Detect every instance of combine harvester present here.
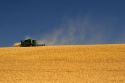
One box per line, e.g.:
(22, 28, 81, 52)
(14, 39, 45, 47)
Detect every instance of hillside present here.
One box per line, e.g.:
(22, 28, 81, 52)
(0, 44, 125, 83)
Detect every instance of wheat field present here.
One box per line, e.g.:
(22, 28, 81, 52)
(0, 44, 125, 83)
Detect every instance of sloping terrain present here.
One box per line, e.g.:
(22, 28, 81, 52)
(0, 44, 125, 83)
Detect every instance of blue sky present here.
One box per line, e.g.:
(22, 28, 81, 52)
(0, 0, 125, 46)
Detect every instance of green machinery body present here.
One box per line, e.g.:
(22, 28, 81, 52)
(21, 39, 36, 47)
(20, 39, 45, 47)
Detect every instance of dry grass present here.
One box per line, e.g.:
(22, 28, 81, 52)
(0, 44, 125, 83)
